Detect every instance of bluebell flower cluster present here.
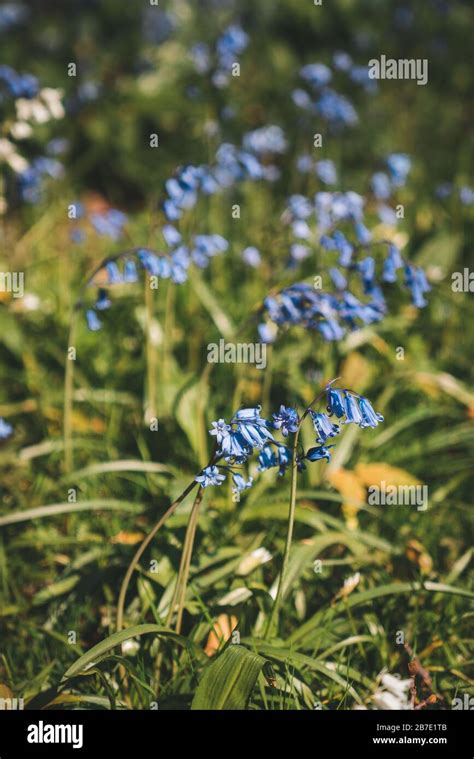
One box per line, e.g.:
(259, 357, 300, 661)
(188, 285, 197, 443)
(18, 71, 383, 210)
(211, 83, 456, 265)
(292, 56, 376, 129)
(83, 231, 230, 329)
(435, 183, 474, 206)
(258, 282, 386, 344)
(0, 65, 64, 205)
(190, 24, 249, 89)
(0, 3, 28, 33)
(163, 132, 284, 221)
(0, 64, 38, 99)
(273, 175, 430, 341)
(81, 122, 289, 329)
(194, 384, 384, 491)
(70, 205, 128, 244)
(370, 153, 412, 225)
(258, 234, 430, 345)
(17, 156, 64, 203)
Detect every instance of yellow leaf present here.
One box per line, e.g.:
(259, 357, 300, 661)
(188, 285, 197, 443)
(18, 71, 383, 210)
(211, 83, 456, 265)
(0, 684, 14, 701)
(339, 353, 372, 393)
(204, 614, 238, 657)
(110, 531, 144, 545)
(355, 463, 421, 488)
(327, 468, 366, 530)
(405, 539, 433, 575)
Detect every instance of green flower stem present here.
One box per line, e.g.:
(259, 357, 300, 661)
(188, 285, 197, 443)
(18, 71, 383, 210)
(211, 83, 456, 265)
(63, 311, 78, 473)
(265, 425, 301, 639)
(116, 479, 198, 633)
(144, 276, 157, 425)
(172, 486, 204, 634)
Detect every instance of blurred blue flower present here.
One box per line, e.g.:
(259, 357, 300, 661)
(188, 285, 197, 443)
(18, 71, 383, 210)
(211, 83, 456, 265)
(195, 465, 226, 487)
(272, 405, 299, 436)
(0, 418, 13, 440)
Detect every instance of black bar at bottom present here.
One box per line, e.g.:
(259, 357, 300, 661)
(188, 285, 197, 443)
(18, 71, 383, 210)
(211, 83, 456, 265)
(0, 709, 471, 756)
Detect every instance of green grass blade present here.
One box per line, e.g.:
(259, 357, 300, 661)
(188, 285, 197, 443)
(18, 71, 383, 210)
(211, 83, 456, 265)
(191, 645, 266, 710)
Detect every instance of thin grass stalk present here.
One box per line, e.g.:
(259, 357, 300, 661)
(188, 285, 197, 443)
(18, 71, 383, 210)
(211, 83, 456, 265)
(144, 276, 157, 425)
(264, 426, 300, 639)
(63, 310, 78, 473)
(116, 480, 198, 633)
(174, 487, 204, 633)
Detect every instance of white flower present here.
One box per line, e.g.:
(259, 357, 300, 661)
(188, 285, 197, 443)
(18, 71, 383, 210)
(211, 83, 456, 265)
(372, 671, 414, 710)
(10, 121, 33, 140)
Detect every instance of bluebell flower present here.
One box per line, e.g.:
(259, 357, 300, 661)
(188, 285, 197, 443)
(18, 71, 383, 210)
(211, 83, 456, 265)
(195, 465, 226, 487)
(358, 256, 376, 291)
(329, 267, 347, 290)
(350, 65, 378, 93)
(95, 289, 112, 310)
(306, 445, 334, 462)
(137, 249, 162, 276)
(292, 88, 313, 109)
(333, 231, 353, 267)
(209, 419, 231, 445)
(355, 222, 372, 245)
(105, 261, 123, 285)
(86, 309, 101, 331)
(258, 444, 293, 476)
(315, 159, 337, 185)
(232, 473, 253, 494)
(292, 219, 311, 239)
(300, 63, 332, 88)
(460, 186, 474, 206)
(382, 244, 403, 283)
(123, 259, 139, 283)
(404, 264, 430, 308)
(326, 387, 346, 418)
(377, 203, 397, 226)
(257, 444, 277, 472)
(242, 246, 261, 267)
(217, 24, 249, 61)
(371, 172, 392, 200)
(435, 182, 453, 200)
(333, 51, 353, 71)
(290, 244, 311, 262)
(90, 209, 127, 240)
(275, 445, 293, 475)
(258, 322, 277, 344)
(358, 397, 384, 428)
(0, 418, 13, 440)
(316, 89, 358, 127)
(343, 391, 363, 424)
(219, 431, 253, 463)
(318, 318, 345, 341)
(190, 42, 211, 74)
(272, 405, 299, 436)
(296, 154, 314, 173)
(310, 411, 340, 444)
(288, 194, 313, 219)
(162, 224, 181, 247)
(386, 153, 411, 186)
(242, 125, 287, 155)
(232, 407, 275, 450)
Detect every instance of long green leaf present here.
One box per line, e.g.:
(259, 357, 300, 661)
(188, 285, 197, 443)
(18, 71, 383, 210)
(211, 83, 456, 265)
(62, 624, 200, 682)
(191, 645, 266, 710)
(0, 499, 145, 527)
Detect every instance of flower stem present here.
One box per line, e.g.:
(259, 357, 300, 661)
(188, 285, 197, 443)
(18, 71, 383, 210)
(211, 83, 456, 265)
(63, 311, 78, 473)
(116, 480, 198, 632)
(167, 486, 204, 634)
(144, 276, 158, 425)
(264, 426, 301, 639)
